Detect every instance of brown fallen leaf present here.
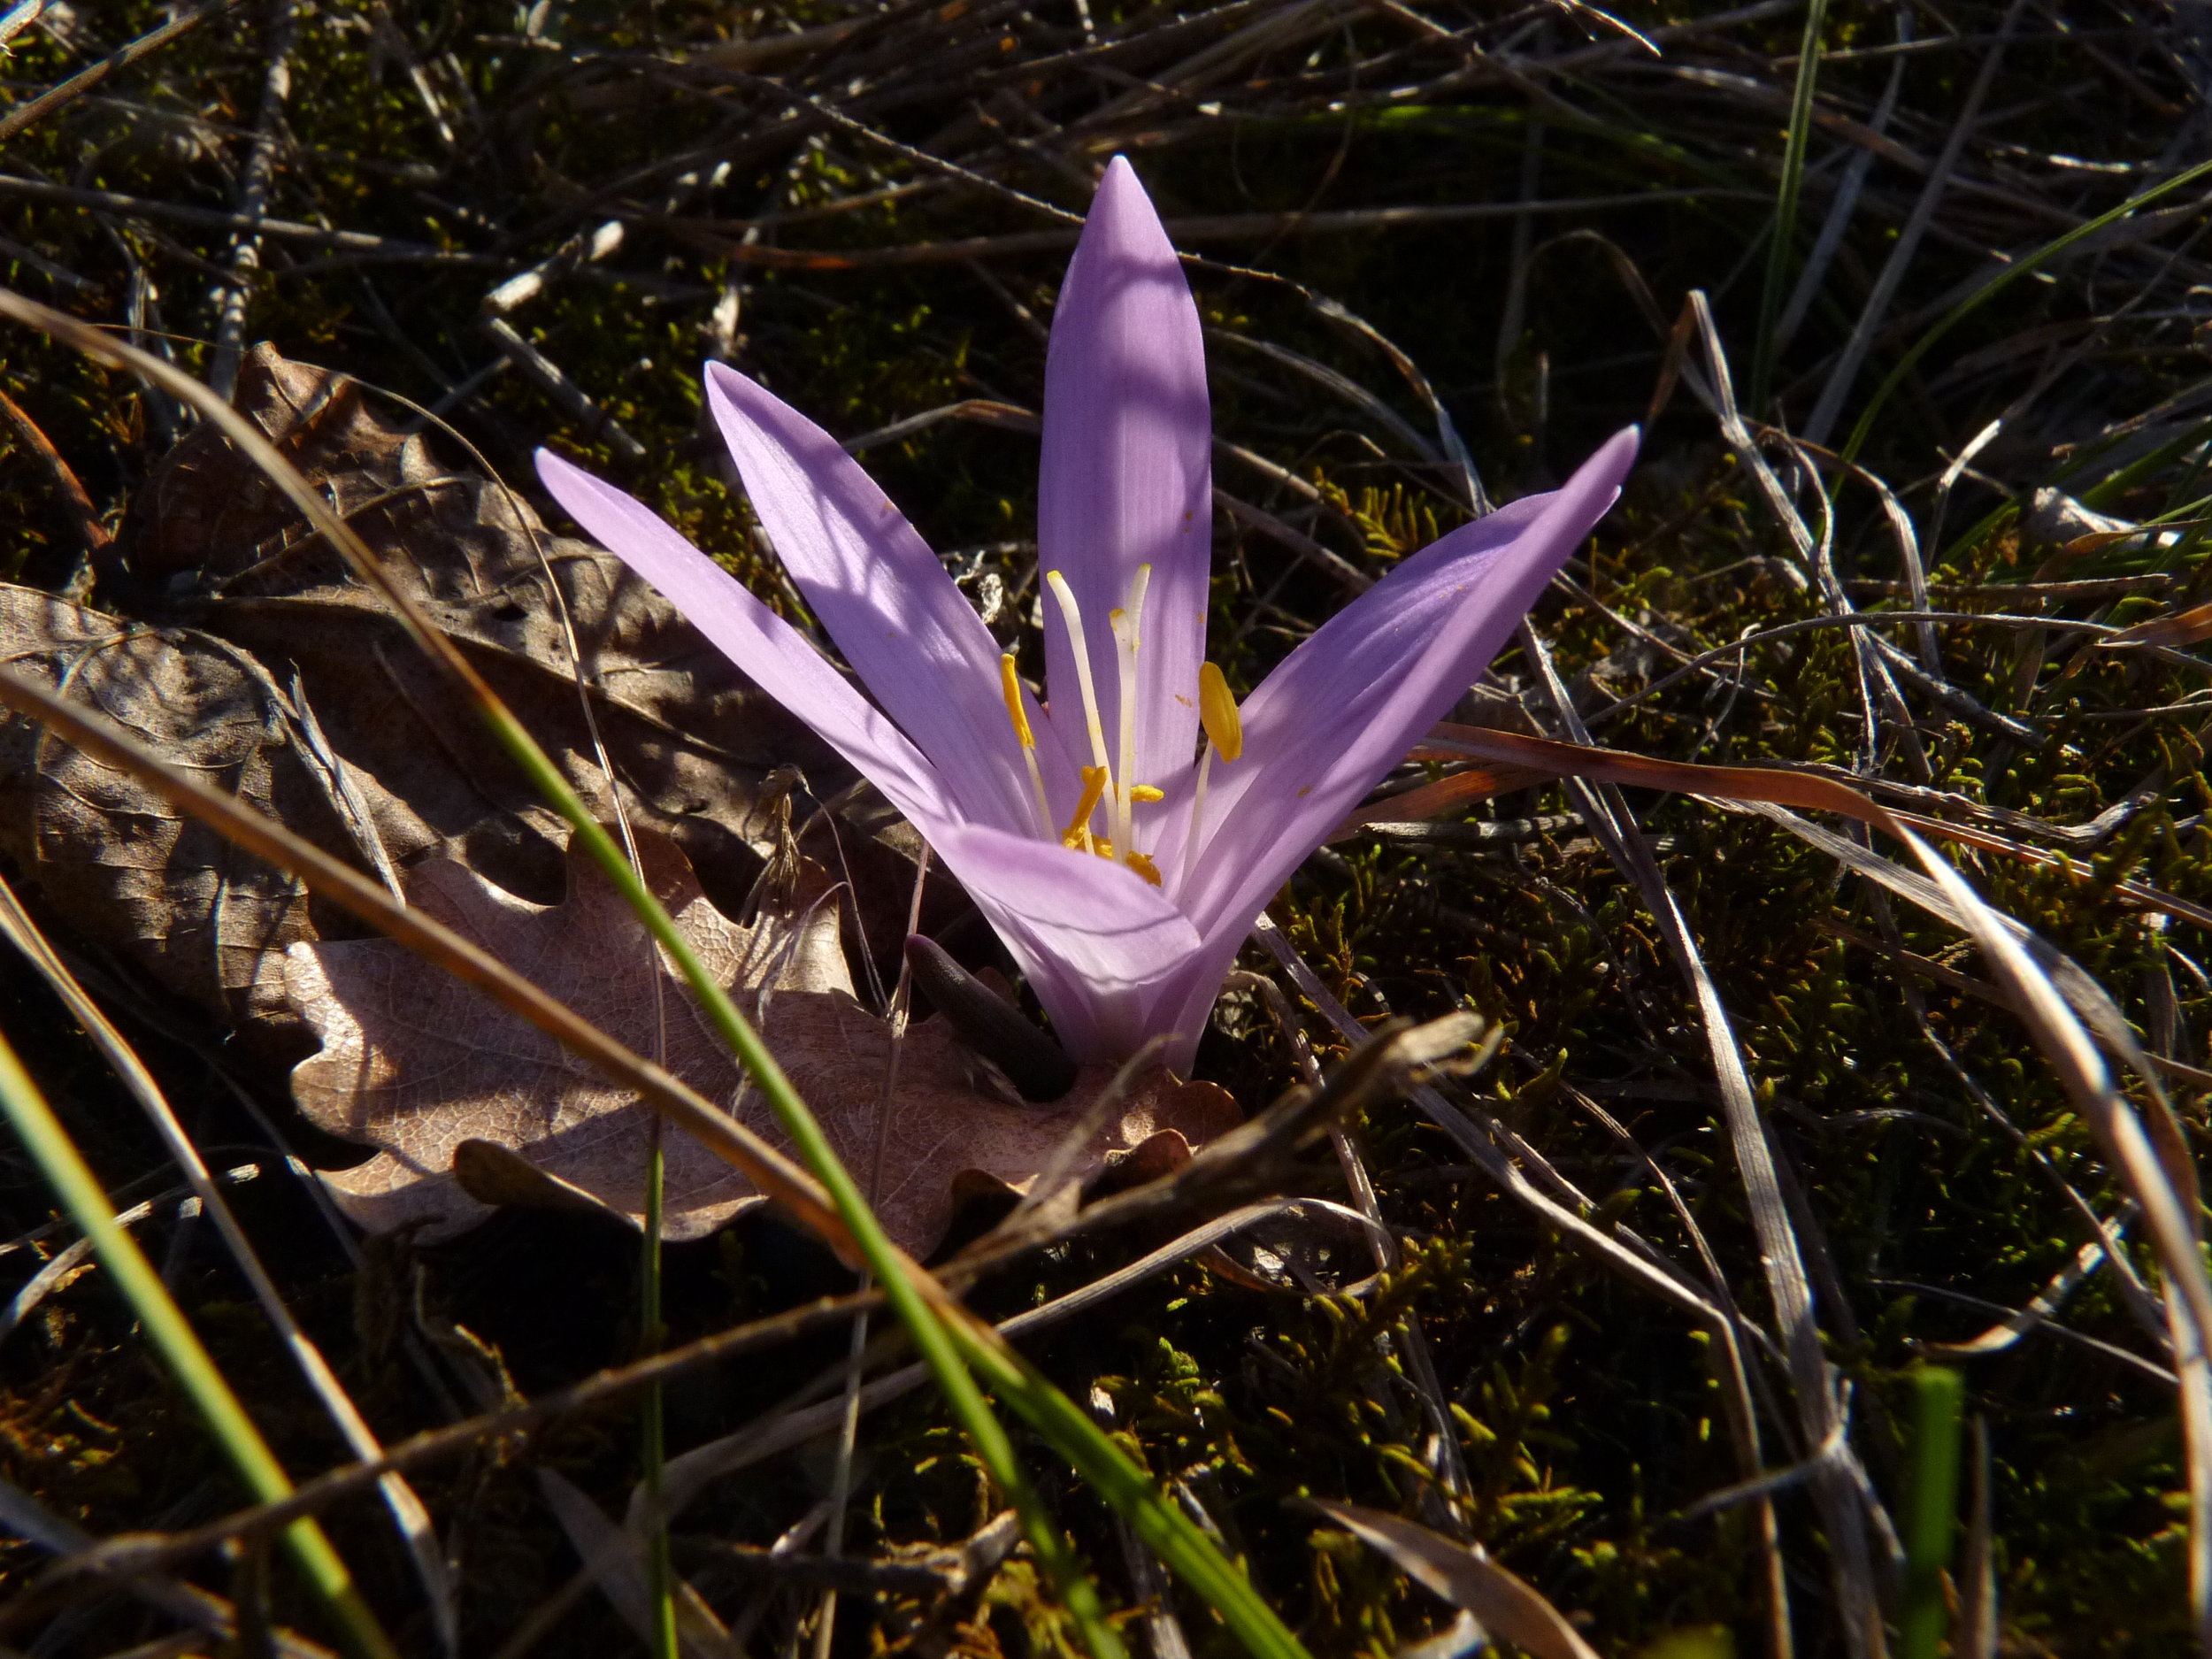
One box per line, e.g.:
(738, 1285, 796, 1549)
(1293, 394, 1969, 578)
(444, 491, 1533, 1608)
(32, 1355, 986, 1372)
(0, 584, 388, 1048)
(285, 825, 1238, 1251)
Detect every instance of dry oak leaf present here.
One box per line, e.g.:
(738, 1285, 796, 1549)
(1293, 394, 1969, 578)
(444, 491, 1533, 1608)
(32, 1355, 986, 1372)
(285, 827, 1237, 1253)
(0, 585, 388, 1048)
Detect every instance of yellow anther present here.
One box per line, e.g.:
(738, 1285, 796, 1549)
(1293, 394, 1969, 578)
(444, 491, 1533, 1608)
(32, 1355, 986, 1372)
(1060, 765, 1109, 851)
(1001, 652, 1054, 837)
(1124, 850, 1163, 887)
(1179, 664, 1242, 893)
(1130, 784, 1164, 803)
(999, 653, 1033, 749)
(1198, 662, 1242, 762)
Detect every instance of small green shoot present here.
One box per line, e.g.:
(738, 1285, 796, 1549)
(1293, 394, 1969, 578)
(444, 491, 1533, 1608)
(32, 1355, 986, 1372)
(1901, 1364, 1967, 1659)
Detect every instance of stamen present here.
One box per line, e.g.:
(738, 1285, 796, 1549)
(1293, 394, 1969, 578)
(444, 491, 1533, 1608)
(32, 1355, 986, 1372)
(1179, 663, 1243, 891)
(1041, 569, 1168, 887)
(1179, 747, 1213, 893)
(1060, 765, 1109, 853)
(1198, 662, 1243, 762)
(1108, 608, 1132, 849)
(998, 652, 1034, 749)
(1045, 572, 1114, 782)
(1109, 564, 1151, 854)
(1000, 653, 1054, 838)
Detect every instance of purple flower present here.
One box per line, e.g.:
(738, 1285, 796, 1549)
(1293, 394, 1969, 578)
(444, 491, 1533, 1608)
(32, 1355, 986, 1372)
(536, 157, 1636, 1071)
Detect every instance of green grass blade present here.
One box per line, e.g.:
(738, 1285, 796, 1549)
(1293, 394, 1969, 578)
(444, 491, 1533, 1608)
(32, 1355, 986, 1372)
(473, 679, 1303, 1659)
(1840, 157, 2212, 464)
(950, 1317, 1312, 1659)
(641, 1129, 678, 1659)
(1901, 1365, 1966, 1659)
(2078, 415, 2212, 511)
(0, 1025, 400, 1659)
(1749, 0, 1828, 411)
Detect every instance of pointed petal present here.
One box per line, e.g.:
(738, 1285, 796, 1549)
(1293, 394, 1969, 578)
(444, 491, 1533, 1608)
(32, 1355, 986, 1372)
(1144, 931, 1252, 1076)
(933, 823, 1203, 1065)
(1171, 428, 1640, 946)
(534, 449, 977, 852)
(1039, 156, 1210, 796)
(704, 363, 1066, 835)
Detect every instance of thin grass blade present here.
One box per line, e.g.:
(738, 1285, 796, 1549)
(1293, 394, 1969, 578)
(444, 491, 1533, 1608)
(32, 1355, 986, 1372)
(1897, 827, 2212, 1652)
(0, 872, 459, 1653)
(1841, 156, 2212, 463)
(1748, 0, 1828, 410)
(0, 1025, 399, 1659)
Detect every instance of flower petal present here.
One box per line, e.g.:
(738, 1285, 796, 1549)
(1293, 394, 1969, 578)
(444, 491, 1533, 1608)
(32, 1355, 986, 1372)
(704, 362, 1067, 835)
(534, 449, 976, 851)
(1039, 156, 1210, 800)
(1169, 427, 1640, 947)
(932, 823, 1203, 1065)
(1144, 931, 1253, 1077)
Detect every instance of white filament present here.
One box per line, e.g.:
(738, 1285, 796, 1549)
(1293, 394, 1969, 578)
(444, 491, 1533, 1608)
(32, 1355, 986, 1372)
(1108, 564, 1150, 852)
(1045, 571, 1113, 788)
